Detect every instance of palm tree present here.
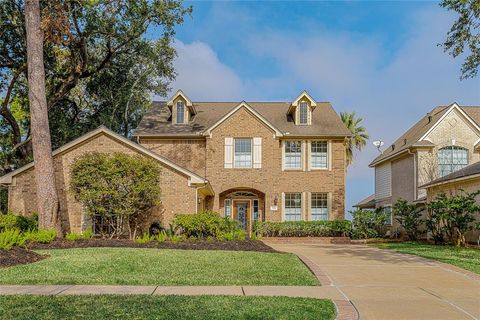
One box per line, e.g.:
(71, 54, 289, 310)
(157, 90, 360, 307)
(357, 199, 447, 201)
(340, 112, 369, 167)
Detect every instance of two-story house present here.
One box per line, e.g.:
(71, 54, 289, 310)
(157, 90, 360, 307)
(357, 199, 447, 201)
(355, 103, 480, 231)
(0, 90, 350, 235)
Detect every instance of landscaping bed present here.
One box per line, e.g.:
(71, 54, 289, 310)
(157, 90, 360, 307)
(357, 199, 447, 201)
(0, 295, 335, 320)
(0, 247, 47, 268)
(28, 239, 276, 252)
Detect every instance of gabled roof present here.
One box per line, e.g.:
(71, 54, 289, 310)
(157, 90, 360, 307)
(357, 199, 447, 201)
(369, 104, 480, 167)
(0, 126, 207, 185)
(134, 101, 351, 138)
(421, 161, 480, 188)
(287, 90, 317, 114)
(167, 89, 196, 114)
(353, 194, 375, 209)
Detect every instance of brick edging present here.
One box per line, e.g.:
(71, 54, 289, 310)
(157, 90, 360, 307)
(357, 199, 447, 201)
(296, 254, 359, 320)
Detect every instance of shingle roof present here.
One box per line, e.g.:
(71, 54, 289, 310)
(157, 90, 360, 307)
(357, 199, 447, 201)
(421, 161, 480, 188)
(353, 194, 375, 209)
(369, 105, 480, 167)
(133, 101, 351, 137)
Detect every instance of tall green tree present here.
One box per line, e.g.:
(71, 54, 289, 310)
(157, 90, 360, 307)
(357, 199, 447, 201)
(0, 0, 191, 174)
(340, 112, 369, 166)
(440, 0, 480, 79)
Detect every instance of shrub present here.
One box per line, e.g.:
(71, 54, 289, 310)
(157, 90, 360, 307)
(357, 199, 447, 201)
(82, 229, 93, 239)
(427, 191, 480, 246)
(351, 209, 387, 239)
(254, 220, 352, 237)
(0, 214, 18, 231)
(393, 199, 424, 240)
(218, 229, 246, 241)
(174, 211, 240, 239)
(24, 229, 56, 243)
(65, 229, 94, 241)
(16, 213, 38, 231)
(0, 213, 38, 232)
(0, 229, 26, 251)
(70, 152, 161, 239)
(135, 233, 157, 244)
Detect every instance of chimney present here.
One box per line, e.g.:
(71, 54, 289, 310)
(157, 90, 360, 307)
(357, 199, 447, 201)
(427, 113, 432, 123)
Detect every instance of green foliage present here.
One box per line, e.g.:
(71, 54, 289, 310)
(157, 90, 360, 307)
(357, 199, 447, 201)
(0, 213, 37, 232)
(174, 211, 240, 239)
(0, 229, 26, 251)
(351, 209, 387, 239)
(254, 220, 352, 237)
(70, 152, 161, 239)
(217, 230, 246, 241)
(440, 0, 480, 79)
(393, 199, 424, 240)
(65, 230, 93, 241)
(0, 0, 191, 173)
(24, 229, 57, 244)
(135, 233, 157, 244)
(340, 112, 369, 166)
(427, 191, 480, 246)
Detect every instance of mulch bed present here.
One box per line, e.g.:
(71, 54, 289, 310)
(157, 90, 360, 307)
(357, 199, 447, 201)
(28, 239, 278, 253)
(0, 247, 48, 268)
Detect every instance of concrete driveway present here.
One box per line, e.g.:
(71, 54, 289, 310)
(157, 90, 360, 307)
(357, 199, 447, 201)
(264, 242, 480, 320)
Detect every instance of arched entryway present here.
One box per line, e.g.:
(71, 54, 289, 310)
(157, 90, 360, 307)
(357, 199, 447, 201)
(219, 188, 265, 235)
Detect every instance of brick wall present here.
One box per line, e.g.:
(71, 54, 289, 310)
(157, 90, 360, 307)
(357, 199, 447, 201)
(8, 133, 197, 233)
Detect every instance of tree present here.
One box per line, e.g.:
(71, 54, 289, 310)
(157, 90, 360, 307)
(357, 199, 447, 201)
(70, 152, 161, 239)
(0, 0, 190, 173)
(440, 0, 480, 79)
(393, 198, 424, 241)
(340, 112, 369, 166)
(25, 0, 59, 231)
(350, 208, 387, 239)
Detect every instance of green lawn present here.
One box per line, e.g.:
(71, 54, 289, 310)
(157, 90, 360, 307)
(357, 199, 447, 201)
(0, 248, 319, 285)
(0, 295, 335, 320)
(374, 242, 480, 274)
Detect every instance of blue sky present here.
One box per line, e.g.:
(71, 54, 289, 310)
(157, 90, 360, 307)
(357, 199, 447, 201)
(155, 1, 480, 215)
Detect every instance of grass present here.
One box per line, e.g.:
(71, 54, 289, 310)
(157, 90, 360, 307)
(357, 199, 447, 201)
(0, 248, 319, 285)
(0, 295, 335, 320)
(374, 242, 480, 274)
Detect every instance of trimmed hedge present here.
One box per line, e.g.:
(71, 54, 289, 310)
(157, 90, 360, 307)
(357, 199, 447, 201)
(174, 211, 242, 239)
(254, 220, 352, 237)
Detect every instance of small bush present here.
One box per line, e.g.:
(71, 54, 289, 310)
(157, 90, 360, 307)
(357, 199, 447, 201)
(218, 229, 246, 241)
(156, 232, 167, 243)
(0, 213, 38, 232)
(82, 229, 93, 239)
(135, 233, 157, 244)
(24, 229, 56, 243)
(0, 229, 26, 251)
(254, 220, 352, 237)
(174, 211, 240, 239)
(65, 229, 94, 241)
(393, 199, 423, 240)
(0, 214, 18, 231)
(351, 209, 387, 239)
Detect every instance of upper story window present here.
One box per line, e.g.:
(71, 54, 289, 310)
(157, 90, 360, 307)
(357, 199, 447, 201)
(284, 192, 302, 221)
(299, 101, 308, 124)
(438, 146, 468, 177)
(284, 141, 302, 169)
(234, 138, 252, 168)
(176, 101, 185, 124)
(311, 141, 328, 169)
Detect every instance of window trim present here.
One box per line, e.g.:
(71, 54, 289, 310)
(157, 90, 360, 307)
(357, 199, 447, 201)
(298, 101, 309, 125)
(175, 100, 186, 124)
(233, 138, 253, 169)
(383, 206, 393, 226)
(437, 146, 468, 177)
(310, 140, 329, 170)
(224, 199, 232, 218)
(310, 192, 329, 221)
(283, 140, 303, 171)
(283, 192, 303, 221)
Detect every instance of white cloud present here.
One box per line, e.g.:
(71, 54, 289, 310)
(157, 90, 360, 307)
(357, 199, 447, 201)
(170, 40, 244, 100)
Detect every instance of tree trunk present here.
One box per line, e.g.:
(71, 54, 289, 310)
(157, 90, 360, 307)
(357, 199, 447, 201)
(25, 0, 60, 234)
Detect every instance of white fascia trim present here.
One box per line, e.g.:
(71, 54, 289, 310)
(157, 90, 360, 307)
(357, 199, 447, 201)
(203, 101, 284, 137)
(167, 89, 193, 107)
(419, 103, 480, 141)
(287, 90, 317, 114)
(0, 126, 206, 185)
(422, 173, 480, 189)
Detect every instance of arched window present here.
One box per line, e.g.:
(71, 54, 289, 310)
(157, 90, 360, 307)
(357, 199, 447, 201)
(438, 146, 468, 177)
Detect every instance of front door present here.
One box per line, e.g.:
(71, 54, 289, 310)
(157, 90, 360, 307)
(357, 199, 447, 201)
(233, 201, 249, 231)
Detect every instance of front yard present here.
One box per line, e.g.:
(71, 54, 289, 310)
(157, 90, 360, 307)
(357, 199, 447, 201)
(0, 295, 336, 320)
(374, 242, 480, 274)
(0, 248, 319, 286)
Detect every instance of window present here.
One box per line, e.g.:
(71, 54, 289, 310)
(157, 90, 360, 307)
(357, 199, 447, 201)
(299, 101, 308, 124)
(284, 141, 302, 169)
(176, 101, 185, 124)
(311, 193, 328, 220)
(234, 138, 252, 168)
(311, 141, 328, 169)
(438, 146, 468, 177)
(284, 193, 302, 221)
(224, 199, 232, 218)
(383, 206, 392, 225)
(253, 199, 259, 222)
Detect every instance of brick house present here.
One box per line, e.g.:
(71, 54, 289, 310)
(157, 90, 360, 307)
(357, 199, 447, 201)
(355, 103, 480, 234)
(0, 90, 350, 235)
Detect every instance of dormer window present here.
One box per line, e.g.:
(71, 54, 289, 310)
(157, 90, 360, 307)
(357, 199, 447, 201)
(176, 101, 185, 124)
(299, 101, 308, 125)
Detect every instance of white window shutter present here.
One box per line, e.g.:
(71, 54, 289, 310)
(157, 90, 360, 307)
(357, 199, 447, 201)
(224, 137, 233, 168)
(253, 137, 262, 168)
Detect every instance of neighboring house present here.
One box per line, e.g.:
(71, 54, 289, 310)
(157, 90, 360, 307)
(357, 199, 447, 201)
(421, 161, 480, 242)
(355, 103, 480, 232)
(0, 90, 350, 235)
